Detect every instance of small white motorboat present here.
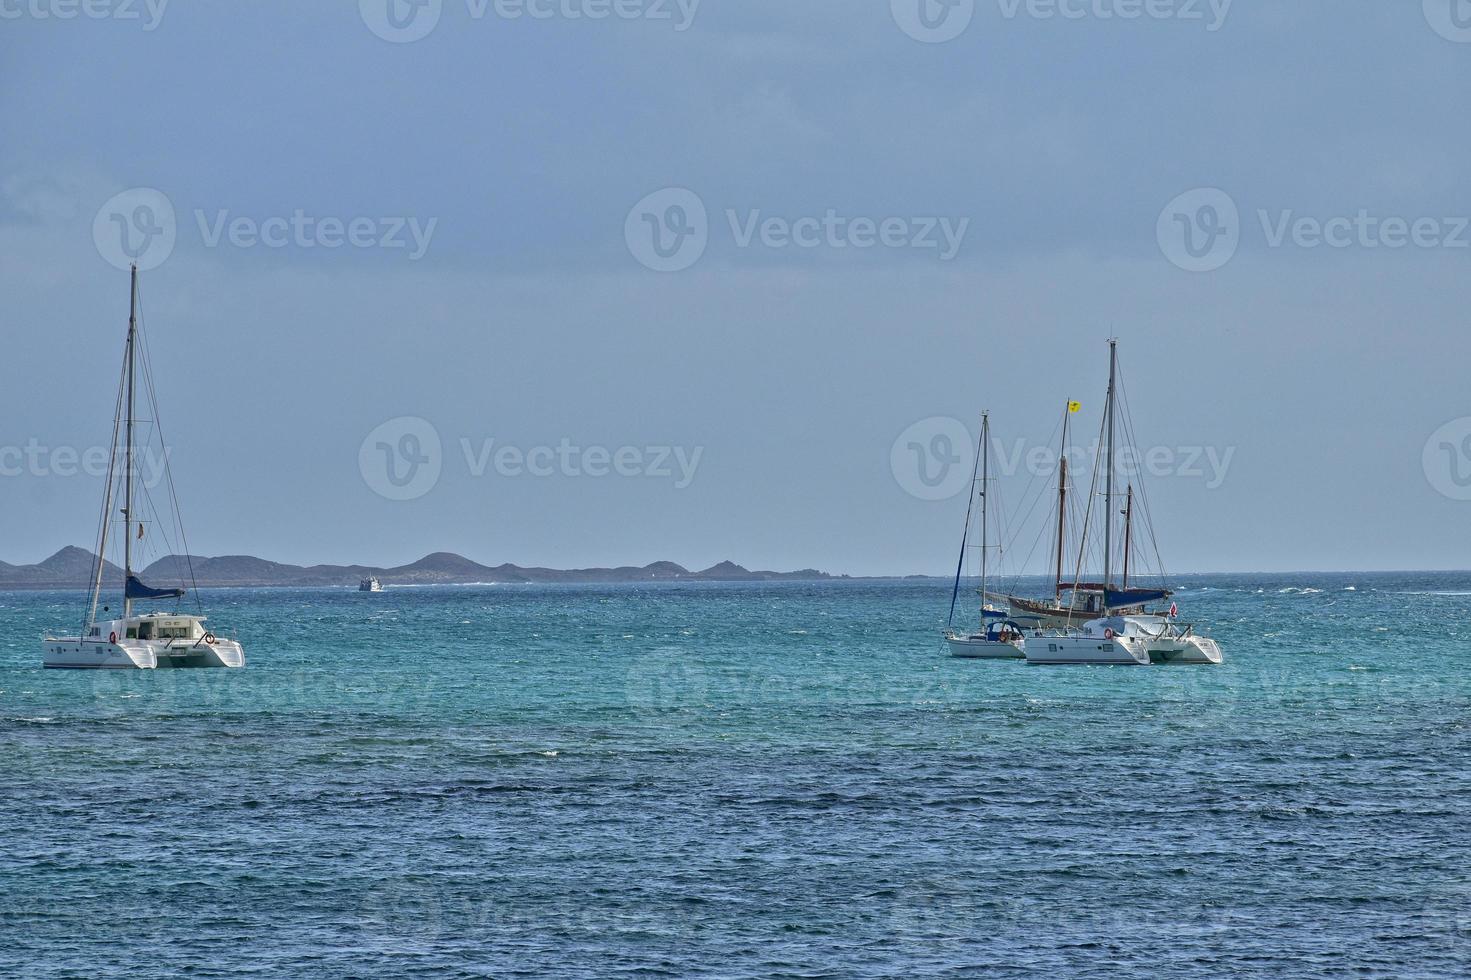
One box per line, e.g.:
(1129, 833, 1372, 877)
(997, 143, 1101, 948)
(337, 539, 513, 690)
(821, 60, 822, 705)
(360, 576, 384, 592)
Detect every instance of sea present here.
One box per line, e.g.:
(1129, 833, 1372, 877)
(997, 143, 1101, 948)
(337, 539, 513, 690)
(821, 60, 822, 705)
(2, 573, 1468, 978)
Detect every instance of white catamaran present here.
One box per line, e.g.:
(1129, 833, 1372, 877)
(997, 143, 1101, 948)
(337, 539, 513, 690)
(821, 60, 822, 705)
(1023, 340, 1221, 666)
(944, 413, 1026, 659)
(42, 266, 245, 670)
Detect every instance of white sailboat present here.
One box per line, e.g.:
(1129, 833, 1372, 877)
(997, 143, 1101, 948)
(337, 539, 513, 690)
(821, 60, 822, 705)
(944, 413, 1025, 659)
(42, 266, 245, 670)
(1024, 340, 1222, 667)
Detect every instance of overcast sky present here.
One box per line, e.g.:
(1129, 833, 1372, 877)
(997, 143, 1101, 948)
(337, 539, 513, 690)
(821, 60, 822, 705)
(3, 1, 1470, 575)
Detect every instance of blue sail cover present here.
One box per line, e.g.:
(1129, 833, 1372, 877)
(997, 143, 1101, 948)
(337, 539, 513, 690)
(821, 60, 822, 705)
(1105, 588, 1170, 607)
(125, 575, 186, 601)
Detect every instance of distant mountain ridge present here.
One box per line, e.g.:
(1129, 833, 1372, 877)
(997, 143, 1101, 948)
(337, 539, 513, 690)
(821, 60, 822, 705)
(0, 548, 837, 589)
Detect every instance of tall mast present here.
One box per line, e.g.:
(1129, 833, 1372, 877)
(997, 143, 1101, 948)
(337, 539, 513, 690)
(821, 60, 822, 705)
(123, 264, 137, 619)
(979, 412, 989, 620)
(1122, 484, 1134, 590)
(1054, 403, 1069, 600)
(945, 423, 985, 630)
(1102, 339, 1117, 594)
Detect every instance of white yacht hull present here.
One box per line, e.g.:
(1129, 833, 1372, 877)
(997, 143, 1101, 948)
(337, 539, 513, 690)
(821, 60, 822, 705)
(946, 634, 1025, 659)
(1024, 634, 1151, 666)
(1147, 635, 1223, 665)
(42, 637, 245, 670)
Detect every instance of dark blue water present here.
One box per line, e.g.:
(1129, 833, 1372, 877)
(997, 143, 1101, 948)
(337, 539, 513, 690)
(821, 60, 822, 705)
(2, 575, 1469, 978)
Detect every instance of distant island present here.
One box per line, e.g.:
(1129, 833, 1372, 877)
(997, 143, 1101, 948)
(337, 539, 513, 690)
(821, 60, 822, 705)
(0, 547, 841, 590)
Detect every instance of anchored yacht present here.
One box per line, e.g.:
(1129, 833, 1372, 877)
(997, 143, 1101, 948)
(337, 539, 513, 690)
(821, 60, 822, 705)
(944, 412, 1025, 659)
(42, 266, 245, 670)
(1019, 340, 1222, 666)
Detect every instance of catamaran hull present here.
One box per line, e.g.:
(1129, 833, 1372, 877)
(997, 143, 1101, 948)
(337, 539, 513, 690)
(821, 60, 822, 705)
(1024, 636, 1151, 666)
(946, 635, 1025, 659)
(1147, 636, 1223, 665)
(41, 638, 245, 669)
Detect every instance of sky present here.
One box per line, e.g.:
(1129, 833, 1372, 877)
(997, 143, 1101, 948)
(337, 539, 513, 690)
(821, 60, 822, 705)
(2, 0, 1471, 576)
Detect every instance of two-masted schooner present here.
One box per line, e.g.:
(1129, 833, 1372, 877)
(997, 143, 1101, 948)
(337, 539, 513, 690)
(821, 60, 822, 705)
(1019, 340, 1222, 666)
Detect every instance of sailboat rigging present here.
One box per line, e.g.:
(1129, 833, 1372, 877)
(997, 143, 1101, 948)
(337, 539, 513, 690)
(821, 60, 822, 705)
(944, 413, 1026, 659)
(43, 266, 245, 670)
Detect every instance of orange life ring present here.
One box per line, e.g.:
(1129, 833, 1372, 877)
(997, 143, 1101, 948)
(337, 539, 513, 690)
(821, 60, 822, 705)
(204, 632, 217, 645)
(108, 631, 117, 644)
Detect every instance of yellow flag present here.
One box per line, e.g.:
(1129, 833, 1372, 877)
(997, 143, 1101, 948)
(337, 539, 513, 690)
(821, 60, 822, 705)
(1068, 401, 1082, 413)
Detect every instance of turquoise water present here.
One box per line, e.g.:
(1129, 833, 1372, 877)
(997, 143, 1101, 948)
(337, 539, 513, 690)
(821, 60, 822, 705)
(2, 575, 1469, 978)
